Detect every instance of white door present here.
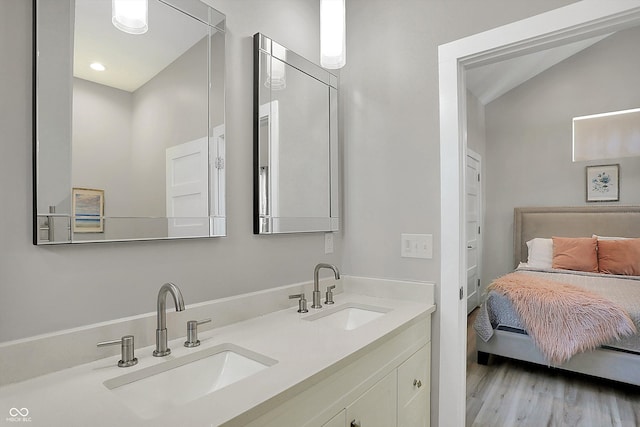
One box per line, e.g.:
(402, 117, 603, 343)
(166, 137, 209, 237)
(466, 150, 482, 314)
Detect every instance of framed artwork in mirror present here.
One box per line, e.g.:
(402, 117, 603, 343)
(586, 164, 619, 202)
(72, 188, 104, 233)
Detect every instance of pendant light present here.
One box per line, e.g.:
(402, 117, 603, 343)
(112, 0, 148, 35)
(265, 44, 287, 90)
(320, 0, 346, 69)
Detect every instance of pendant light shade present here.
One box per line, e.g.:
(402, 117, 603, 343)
(265, 45, 287, 90)
(112, 0, 148, 35)
(320, 0, 346, 69)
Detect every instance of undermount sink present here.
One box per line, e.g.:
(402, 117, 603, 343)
(103, 343, 277, 420)
(303, 303, 391, 330)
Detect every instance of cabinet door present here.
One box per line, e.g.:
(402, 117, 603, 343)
(322, 410, 346, 427)
(399, 388, 429, 427)
(346, 371, 397, 427)
(397, 344, 430, 427)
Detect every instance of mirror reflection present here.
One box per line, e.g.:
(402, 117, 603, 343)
(253, 33, 339, 234)
(34, 0, 226, 244)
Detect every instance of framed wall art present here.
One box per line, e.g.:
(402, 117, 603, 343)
(72, 188, 104, 232)
(586, 164, 619, 202)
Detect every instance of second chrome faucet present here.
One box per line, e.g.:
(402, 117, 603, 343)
(312, 263, 341, 309)
(154, 282, 185, 357)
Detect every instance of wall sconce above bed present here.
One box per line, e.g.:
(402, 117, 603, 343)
(573, 107, 640, 161)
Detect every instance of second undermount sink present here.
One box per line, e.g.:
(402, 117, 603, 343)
(303, 303, 391, 330)
(103, 343, 277, 420)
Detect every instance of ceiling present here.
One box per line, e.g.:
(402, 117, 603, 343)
(75, 2, 609, 100)
(73, 0, 209, 92)
(465, 33, 612, 105)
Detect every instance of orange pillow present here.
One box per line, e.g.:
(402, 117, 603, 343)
(597, 238, 640, 276)
(552, 237, 598, 272)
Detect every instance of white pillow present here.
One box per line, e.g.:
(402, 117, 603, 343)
(592, 234, 629, 241)
(525, 238, 553, 269)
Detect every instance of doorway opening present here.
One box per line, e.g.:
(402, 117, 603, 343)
(437, 3, 640, 425)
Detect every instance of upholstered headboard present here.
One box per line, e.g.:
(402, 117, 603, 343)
(514, 206, 640, 268)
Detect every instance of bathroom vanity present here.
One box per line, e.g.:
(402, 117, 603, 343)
(245, 314, 431, 427)
(0, 277, 434, 426)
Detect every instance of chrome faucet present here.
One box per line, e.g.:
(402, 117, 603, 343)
(153, 282, 185, 357)
(312, 263, 340, 309)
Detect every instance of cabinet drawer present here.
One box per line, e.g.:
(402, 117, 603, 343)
(397, 343, 430, 406)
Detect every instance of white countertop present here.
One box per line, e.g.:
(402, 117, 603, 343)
(0, 282, 434, 426)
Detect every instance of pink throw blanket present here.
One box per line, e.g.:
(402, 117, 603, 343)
(489, 272, 637, 365)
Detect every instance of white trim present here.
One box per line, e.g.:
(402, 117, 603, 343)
(465, 149, 482, 314)
(574, 105, 640, 121)
(438, 1, 640, 425)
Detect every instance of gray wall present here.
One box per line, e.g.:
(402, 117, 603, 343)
(73, 78, 134, 219)
(0, 0, 341, 343)
(35, 0, 73, 215)
(483, 26, 640, 286)
(272, 60, 330, 218)
(131, 37, 210, 219)
(340, 0, 574, 282)
(340, 0, 576, 424)
(467, 90, 487, 160)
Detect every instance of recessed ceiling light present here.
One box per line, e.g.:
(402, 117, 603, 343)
(90, 62, 106, 72)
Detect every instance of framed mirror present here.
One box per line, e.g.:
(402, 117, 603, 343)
(33, 0, 226, 244)
(253, 33, 339, 234)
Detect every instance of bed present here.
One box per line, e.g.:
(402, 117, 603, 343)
(474, 206, 640, 386)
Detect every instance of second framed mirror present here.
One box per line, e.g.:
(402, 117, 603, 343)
(253, 33, 339, 234)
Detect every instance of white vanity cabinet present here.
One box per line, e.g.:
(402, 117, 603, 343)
(327, 344, 430, 427)
(243, 316, 431, 427)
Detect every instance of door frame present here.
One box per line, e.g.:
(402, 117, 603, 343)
(465, 149, 482, 315)
(438, 2, 640, 425)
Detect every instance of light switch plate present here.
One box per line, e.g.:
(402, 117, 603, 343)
(401, 233, 433, 259)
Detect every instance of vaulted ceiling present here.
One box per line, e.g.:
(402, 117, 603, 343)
(465, 33, 611, 105)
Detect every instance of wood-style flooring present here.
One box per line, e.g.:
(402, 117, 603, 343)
(466, 308, 640, 427)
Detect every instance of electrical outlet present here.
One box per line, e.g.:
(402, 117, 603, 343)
(325, 232, 334, 254)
